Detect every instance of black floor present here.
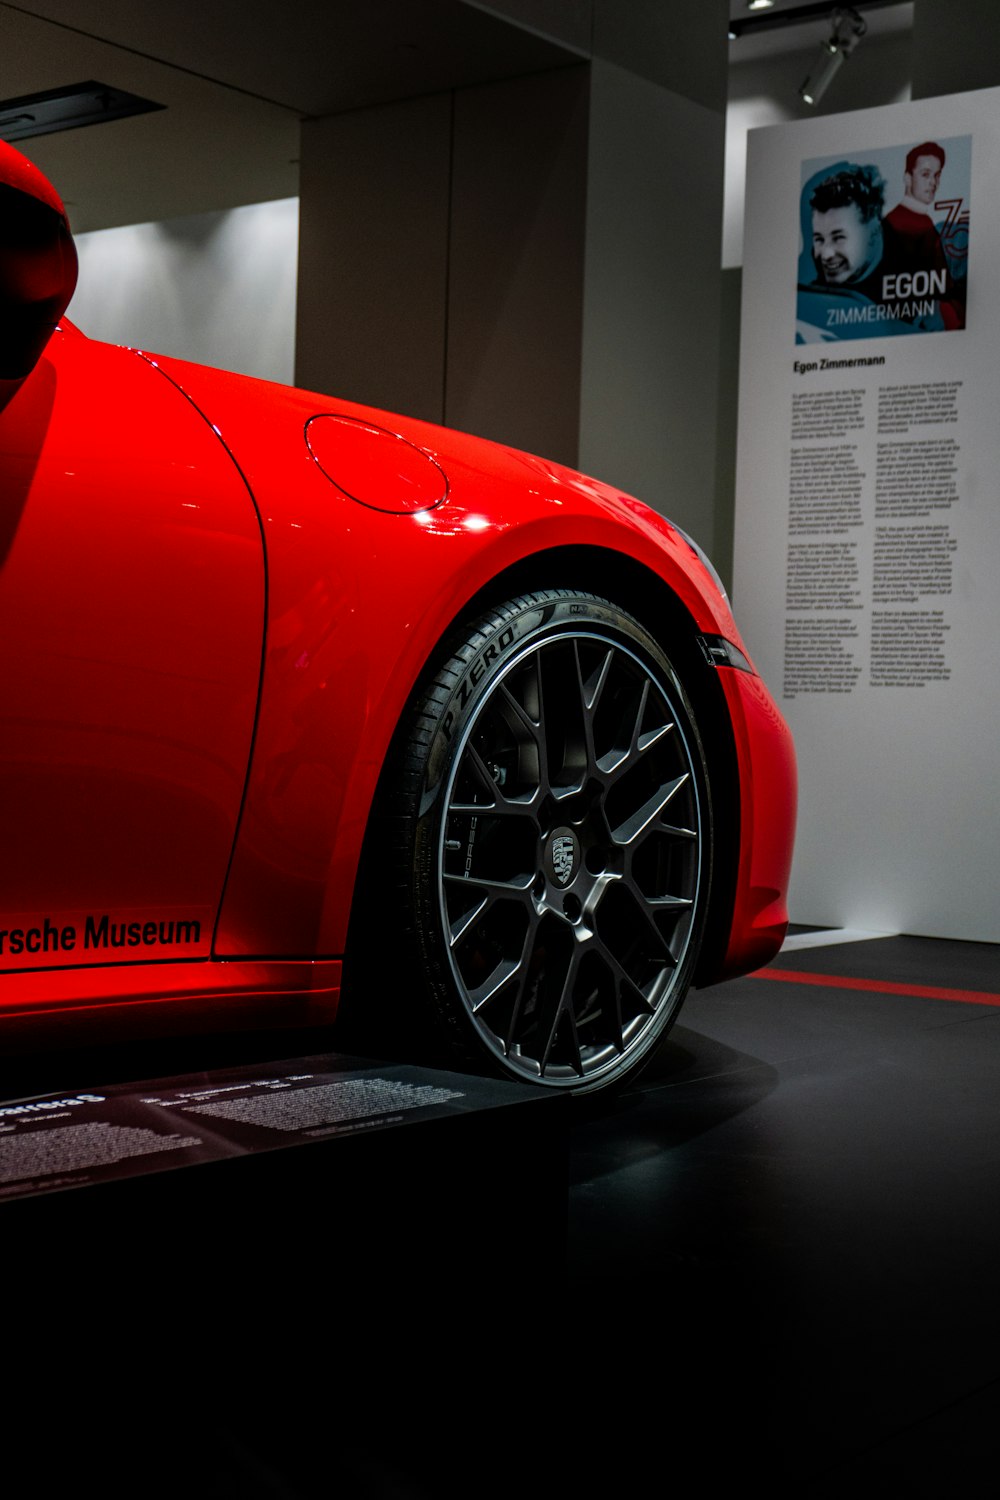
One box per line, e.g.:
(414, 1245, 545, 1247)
(568, 931, 1000, 1494)
(7, 931, 1000, 1495)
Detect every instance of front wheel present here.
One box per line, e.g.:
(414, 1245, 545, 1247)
(362, 591, 712, 1094)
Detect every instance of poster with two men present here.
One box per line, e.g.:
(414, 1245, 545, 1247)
(796, 135, 970, 342)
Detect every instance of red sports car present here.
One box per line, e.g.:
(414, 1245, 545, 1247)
(0, 141, 795, 1093)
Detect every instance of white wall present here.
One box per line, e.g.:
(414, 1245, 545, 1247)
(68, 197, 299, 385)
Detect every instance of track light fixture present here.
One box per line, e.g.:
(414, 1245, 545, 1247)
(798, 6, 867, 106)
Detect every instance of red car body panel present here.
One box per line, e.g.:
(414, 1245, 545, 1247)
(717, 668, 797, 978)
(0, 128, 795, 1045)
(0, 958, 341, 1043)
(141, 349, 786, 974)
(0, 321, 795, 1029)
(0, 326, 263, 980)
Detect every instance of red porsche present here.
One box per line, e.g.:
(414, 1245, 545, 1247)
(0, 140, 795, 1093)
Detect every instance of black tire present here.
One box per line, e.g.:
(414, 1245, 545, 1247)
(351, 590, 711, 1094)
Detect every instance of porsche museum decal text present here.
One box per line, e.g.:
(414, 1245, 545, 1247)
(0, 914, 202, 956)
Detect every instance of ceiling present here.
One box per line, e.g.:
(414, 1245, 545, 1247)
(3, 0, 915, 232)
(1, 0, 581, 229)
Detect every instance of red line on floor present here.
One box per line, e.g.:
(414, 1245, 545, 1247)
(750, 967, 1000, 1007)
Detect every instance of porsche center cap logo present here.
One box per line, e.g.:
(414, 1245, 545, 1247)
(548, 829, 579, 887)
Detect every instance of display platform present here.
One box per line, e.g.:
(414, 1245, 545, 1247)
(3, 1050, 569, 1360)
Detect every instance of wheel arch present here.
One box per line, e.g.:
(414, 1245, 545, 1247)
(344, 542, 741, 1003)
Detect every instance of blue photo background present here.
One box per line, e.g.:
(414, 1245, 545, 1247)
(795, 134, 971, 344)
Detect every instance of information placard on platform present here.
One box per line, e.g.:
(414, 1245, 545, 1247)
(0, 1056, 548, 1202)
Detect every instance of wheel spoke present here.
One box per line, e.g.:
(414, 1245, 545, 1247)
(644, 893, 694, 912)
(498, 678, 541, 741)
(448, 746, 541, 829)
(537, 948, 583, 1077)
(631, 678, 652, 749)
(448, 743, 528, 812)
(448, 799, 534, 816)
(619, 884, 683, 963)
(637, 721, 674, 754)
(467, 955, 525, 1014)
(596, 686, 676, 780)
(443, 869, 534, 901)
(443, 868, 534, 944)
(658, 822, 697, 841)
(445, 887, 489, 948)
(599, 943, 660, 1020)
(610, 772, 690, 846)
(536, 642, 591, 796)
(573, 641, 611, 774)
(496, 921, 547, 1047)
(578, 642, 615, 713)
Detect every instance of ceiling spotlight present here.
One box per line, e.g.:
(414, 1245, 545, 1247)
(799, 6, 867, 106)
(747, 1, 776, 10)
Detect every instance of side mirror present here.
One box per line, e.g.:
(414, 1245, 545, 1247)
(0, 141, 78, 409)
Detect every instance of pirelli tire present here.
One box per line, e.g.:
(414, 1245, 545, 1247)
(384, 589, 712, 1095)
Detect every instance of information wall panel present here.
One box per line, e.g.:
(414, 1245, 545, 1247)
(735, 89, 1000, 941)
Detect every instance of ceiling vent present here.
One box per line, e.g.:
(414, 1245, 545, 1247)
(0, 81, 164, 143)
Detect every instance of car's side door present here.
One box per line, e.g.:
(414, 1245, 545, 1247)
(0, 325, 264, 977)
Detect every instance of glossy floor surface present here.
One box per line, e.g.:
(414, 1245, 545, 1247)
(8, 929, 1000, 1495)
